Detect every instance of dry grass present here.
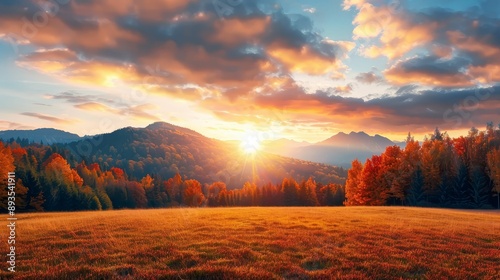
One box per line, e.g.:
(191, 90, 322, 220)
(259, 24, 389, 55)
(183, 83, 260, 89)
(1, 207, 499, 279)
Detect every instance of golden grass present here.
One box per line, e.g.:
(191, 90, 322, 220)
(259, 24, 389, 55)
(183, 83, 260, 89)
(1, 207, 499, 279)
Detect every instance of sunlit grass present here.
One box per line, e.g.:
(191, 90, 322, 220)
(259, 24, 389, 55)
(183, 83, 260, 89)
(1, 207, 499, 279)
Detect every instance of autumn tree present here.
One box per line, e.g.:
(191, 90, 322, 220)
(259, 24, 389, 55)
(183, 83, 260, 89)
(298, 177, 319, 206)
(0, 142, 15, 210)
(393, 134, 421, 204)
(344, 159, 363, 206)
(165, 173, 183, 205)
(379, 145, 402, 204)
(356, 155, 388, 206)
(208, 181, 227, 207)
(320, 183, 344, 206)
(183, 179, 205, 207)
(421, 130, 457, 203)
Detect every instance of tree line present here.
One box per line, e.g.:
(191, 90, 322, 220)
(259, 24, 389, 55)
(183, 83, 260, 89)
(0, 140, 344, 212)
(2, 124, 499, 211)
(345, 124, 500, 209)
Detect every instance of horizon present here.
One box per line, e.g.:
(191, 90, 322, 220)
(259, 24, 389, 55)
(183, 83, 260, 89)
(0, 120, 468, 144)
(1, 0, 499, 143)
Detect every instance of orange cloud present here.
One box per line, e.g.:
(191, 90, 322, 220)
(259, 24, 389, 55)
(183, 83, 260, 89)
(268, 40, 354, 75)
(75, 102, 117, 113)
(211, 17, 271, 46)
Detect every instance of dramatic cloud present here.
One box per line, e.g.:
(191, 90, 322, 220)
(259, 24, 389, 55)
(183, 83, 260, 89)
(346, 0, 500, 87)
(204, 78, 500, 137)
(0, 0, 355, 103)
(0, 0, 498, 140)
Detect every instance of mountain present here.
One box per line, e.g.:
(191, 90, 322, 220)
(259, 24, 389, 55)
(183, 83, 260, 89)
(264, 131, 401, 168)
(318, 131, 395, 150)
(64, 122, 346, 188)
(0, 128, 81, 144)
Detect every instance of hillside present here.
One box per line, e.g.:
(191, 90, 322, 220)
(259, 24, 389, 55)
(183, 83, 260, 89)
(0, 128, 81, 144)
(65, 122, 346, 188)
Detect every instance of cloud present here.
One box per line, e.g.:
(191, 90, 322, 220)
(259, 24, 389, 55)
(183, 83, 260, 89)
(74, 102, 117, 113)
(346, 0, 500, 86)
(120, 104, 160, 122)
(21, 112, 76, 124)
(303, 7, 316, 14)
(385, 55, 473, 87)
(0, 121, 34, 130)
(69, 96, 160, 122)
(332, 84, 353, 94)
(204, 78, 500, 136)
(355, 71, 383, 84)
(47, 92, 120, 106)
(0, 0, 355, 102)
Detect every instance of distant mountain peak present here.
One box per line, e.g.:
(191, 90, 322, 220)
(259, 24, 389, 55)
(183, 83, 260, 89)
(319, 130, 394, 148)
(146, 122, 175, 129)
(145, 121, 202, 137)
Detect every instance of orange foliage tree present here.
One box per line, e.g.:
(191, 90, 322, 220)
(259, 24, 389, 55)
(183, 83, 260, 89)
(0, 142, 15, 210)
(183, 179, 205, 207)
(344, 159, 363, 206)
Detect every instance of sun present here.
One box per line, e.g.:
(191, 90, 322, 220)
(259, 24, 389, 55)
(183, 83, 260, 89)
(240, 134, 261, 155)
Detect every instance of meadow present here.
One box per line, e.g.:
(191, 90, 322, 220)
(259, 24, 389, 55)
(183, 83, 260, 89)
(0, 207, 499, 279)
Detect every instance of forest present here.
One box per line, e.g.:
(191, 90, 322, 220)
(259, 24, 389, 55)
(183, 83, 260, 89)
(345, 124, 500, 209)
(0, 124, 499, 212)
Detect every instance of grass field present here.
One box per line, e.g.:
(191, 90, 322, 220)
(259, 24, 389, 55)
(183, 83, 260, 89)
(1, 207, 499, 279)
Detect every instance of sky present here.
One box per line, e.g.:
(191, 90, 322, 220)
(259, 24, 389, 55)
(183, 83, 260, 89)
(0, 0, 499, 143)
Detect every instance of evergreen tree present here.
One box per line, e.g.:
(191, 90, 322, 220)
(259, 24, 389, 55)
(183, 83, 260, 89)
(282, 178, 299, 206)
(437, 174, 451, 207)
(452, 163, 471, 208)
(407, 167, 424, 206)
(469, 168, 491, 209)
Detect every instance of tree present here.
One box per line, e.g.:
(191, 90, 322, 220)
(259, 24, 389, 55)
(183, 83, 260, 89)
(452, 162, 471, 208)
(379, 145, 402, 204)
(165, 173, 183, 205)
(0, 142, 15, 210)
(208, 182, 227, 207)
(487, 148, 500, 208)
(96, 190, 113, 210)
(344, 159, 363, 206)
(320, 184, 344, 206)
(393, 134, 421, 204)
(298, 177, 319, 206)
(357, 155, 388, 206)
(281, 178, 299, 206)
(469, 167, 491, 209)
(183, 179, 205, 207)
(407, 167, 424, 206)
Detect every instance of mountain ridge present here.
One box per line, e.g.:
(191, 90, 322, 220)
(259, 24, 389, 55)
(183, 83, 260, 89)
(63, 122, 347, 188)
(0, 128, 81, 144)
